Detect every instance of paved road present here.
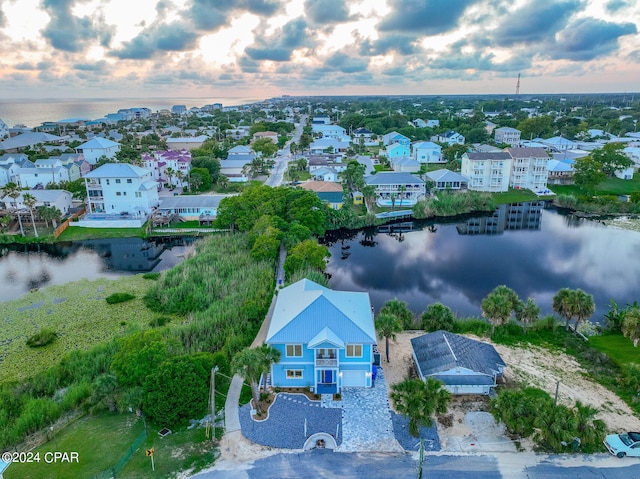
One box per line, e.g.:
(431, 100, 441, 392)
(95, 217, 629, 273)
(193, 452, 640, 479)
(265, 116, 307, 188)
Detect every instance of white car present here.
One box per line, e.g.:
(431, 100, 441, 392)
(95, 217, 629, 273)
(604, 431, 640, 458)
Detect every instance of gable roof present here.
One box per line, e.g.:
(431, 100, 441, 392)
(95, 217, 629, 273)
(266, 279, 376, 345)
(84, 163, 151, 178)
(300, 181, 343, 192)
(411, 331, 505, 378)
(505, 147, 549, 158)
(426, 169, 469, 183)
(464, 152, 512, 160)
(77, 137, 119, 149)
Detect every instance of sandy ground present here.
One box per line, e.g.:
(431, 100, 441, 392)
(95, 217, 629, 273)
(608, 216, 640, 233)
(380, 331, 640, 441)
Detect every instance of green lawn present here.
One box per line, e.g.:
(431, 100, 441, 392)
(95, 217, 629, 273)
(550, 175, 640, 197)
(5, 413, 145, 479)
(0, 275, 163, 382)
(58, 226, 147, 241)
(588, 333, 640, 367)
(119, 424, 220, 478)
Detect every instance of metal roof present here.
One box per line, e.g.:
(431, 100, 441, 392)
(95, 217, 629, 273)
(159, 195, 227, 209)
(85, 163, 151, 178)
(411, 331, 505, 378)
(365, 172, 424, 185)
(266, 279, 376, 345)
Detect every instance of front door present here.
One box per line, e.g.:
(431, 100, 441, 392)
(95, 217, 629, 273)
(321, 370, 333, 384)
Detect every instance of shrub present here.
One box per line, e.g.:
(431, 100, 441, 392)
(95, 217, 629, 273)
(105, 292, 136, 304)
(60, 382, 92, 410)
(421, 303, 455, 332)
(26, 329, 57, 348)
(149, 316, 172, 328)
(143, 272, 161, 280)
(452, 318, 490, 336)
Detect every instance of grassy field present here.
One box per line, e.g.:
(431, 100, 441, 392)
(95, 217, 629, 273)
(5, 412, 145, 479)
(0, 275, 162, 382)
(119, 423, 220, 478)
(588, 333, 639, 366)
(58, 226, 147, 241)
(550, 175, 640, 197)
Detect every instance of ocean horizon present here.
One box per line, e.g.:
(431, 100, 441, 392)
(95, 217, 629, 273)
(0, 96, 264, 129)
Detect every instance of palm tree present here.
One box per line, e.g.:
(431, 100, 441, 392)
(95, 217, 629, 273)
(1, 182, 24, 236)
(515, 298, 540, 334)
(219, 175, 230, 189)
(481, 285, 519, 335)
(390, 377, 451, 437)
(573, 289, 595, 333)
(375, 313, 402, 363)
(553, 288, 574, 331)
(622, 308, 640, 347)
(380, 298, 414, 330)
(175, 170, 184, 188)
(231, 346, 280, 414)
(361, 185, 376, 211)
(22, 193, 38, 238)
(397, 185, 407, 209)
(165, 167, 175, 189)
(421, 303, 455, 332)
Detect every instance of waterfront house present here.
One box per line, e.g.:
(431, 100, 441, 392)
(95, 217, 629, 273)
(300, 181, 344, 210)
(157, 195, 227, 222)
(0, 153, 29, 187)
(546, 159, 575, 185)
(81, 163, 159, 228)
(2, 189, 73, 215)
(76, 137, 120, 165)
(494, 127, 521, 146)
(460, 152, 512, 192)
(364, 172, 425, 207)
(411, 330, 505, 395)
(425, 169, 469, 191)
(266, 278, 377, 394)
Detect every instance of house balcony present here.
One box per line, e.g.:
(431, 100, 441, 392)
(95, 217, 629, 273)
(315, 357, 338, 367)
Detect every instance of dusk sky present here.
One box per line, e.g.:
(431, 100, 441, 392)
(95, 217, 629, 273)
(1, 0, 639, 99)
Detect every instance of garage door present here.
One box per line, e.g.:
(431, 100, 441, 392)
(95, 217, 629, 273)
(341, 370, 367, 387)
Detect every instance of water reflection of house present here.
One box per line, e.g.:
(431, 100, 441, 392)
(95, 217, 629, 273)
(81, 238, 166, 272)
(456, 202, 544, 235)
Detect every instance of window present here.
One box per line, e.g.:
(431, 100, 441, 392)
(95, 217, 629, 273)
(286, 344, 302, 357)
(346, 345, 362, 357)
(286, 370, 303, 379)
(106, 179, 110, 185)
(115, 179, 121, 184)
(135, 192, 142, 198)
(127, 179, 132, 183)
(116, 192, 122, 196)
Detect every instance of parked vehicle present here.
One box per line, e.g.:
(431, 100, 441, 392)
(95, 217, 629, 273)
(604, 432, 640, 458)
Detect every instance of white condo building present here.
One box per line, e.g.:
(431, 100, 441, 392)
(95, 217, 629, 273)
(461, 152, 512, 192)
(505, 147, 550, 192)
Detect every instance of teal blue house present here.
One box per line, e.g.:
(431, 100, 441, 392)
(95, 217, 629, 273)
(266, 279, 377, 394)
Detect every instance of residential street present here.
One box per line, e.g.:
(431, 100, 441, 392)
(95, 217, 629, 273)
(265, 115, 306, 188)
(192, 451, 640, 479)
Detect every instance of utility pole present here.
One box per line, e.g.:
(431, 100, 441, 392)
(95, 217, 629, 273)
(554, 380, 560, 405)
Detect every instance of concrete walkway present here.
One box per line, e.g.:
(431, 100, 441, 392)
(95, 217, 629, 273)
(224, 245, 287, 432)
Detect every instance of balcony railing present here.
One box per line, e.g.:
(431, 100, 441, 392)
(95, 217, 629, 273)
(315, 358, 338, 367)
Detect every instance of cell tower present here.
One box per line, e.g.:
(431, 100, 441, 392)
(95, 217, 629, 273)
(515, 73, 521, 95)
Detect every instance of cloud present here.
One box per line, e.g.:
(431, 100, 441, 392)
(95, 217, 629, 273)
(40, 0, 114, 52)
(245, 17, 312, 61)
(73, 60, 109, 72)
(185, 0, 282, 31)
(111, 22, 198, 59)
(379, 0, 478, 35)
(304, 0, 351, 24)
(358, 31, 418, 56)
(324, 51, 368, 73)
(0, 5, 5, 28)
(492, 0, 581, 46)
(606, 0, 629, 12)
(551, 18, 637, 61)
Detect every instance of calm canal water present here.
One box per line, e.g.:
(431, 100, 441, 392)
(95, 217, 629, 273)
(0, 237, 195, 303)
(324, 202, 640, 321)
